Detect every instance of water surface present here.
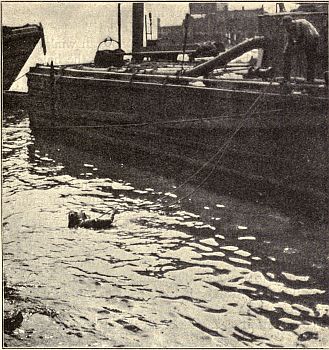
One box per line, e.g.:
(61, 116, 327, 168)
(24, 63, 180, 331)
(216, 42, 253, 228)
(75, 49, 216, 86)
(3, 113, 329, 348)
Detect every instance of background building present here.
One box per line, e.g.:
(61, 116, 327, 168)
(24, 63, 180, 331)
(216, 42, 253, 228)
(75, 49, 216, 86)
(155, 3, 265, 50)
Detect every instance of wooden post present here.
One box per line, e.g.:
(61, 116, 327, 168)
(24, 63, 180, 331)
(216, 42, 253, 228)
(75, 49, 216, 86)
(182, 14, 190, 64)
(149, 13, 153, 40)
(50, 60, 55, 119)
(118, 3, 122, 49)
(132, 3, 144, 57)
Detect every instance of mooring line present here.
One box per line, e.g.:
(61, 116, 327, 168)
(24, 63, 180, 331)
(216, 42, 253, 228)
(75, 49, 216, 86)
(142, 79, 275, 211)
(96, 83, 274, 218)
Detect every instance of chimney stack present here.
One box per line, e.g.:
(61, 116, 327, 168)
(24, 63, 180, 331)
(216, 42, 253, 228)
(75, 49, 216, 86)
(132, 3, 144, 53)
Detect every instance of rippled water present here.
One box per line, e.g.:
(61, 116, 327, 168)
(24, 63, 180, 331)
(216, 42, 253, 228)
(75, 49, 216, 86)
(3, 112, 329, 348)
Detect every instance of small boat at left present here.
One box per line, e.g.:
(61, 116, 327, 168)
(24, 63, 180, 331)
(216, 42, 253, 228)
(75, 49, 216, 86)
(2, 23, 46, 91)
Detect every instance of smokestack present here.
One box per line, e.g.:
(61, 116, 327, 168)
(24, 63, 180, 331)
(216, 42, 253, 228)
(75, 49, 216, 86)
(132, 3, 144, 52)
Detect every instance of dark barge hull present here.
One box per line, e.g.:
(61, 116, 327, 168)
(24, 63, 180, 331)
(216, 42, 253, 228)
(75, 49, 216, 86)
(2, 24, 45, 91)
(26, 65, 329, 209)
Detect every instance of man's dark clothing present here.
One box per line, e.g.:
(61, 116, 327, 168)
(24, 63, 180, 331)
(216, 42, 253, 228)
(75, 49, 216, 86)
(283, 19, 320, 82)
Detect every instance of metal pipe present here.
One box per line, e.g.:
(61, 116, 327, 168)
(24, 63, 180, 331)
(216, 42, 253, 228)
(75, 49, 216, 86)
(184, 36, 268, 77)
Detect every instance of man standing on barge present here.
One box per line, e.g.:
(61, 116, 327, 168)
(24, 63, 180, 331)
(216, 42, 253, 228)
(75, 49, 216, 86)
(282, 15, 320, 83)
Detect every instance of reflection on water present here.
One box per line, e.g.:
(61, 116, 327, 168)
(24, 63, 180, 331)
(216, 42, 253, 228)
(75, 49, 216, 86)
(3, 113, 329, 348)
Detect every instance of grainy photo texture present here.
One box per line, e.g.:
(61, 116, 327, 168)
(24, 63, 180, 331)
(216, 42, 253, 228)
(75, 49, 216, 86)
(2, 1, 329, 348)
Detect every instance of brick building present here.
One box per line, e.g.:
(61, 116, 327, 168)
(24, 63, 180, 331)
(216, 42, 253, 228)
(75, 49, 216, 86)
(155, 3, 265, 50)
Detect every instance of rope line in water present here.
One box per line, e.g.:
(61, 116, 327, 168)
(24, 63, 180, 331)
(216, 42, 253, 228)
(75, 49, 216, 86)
(97, 83, 274, 217)
(146, 79, 276, 211)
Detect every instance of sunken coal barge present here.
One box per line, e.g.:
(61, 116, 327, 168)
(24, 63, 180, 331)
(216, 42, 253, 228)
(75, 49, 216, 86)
(25, 4, 328, 212)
